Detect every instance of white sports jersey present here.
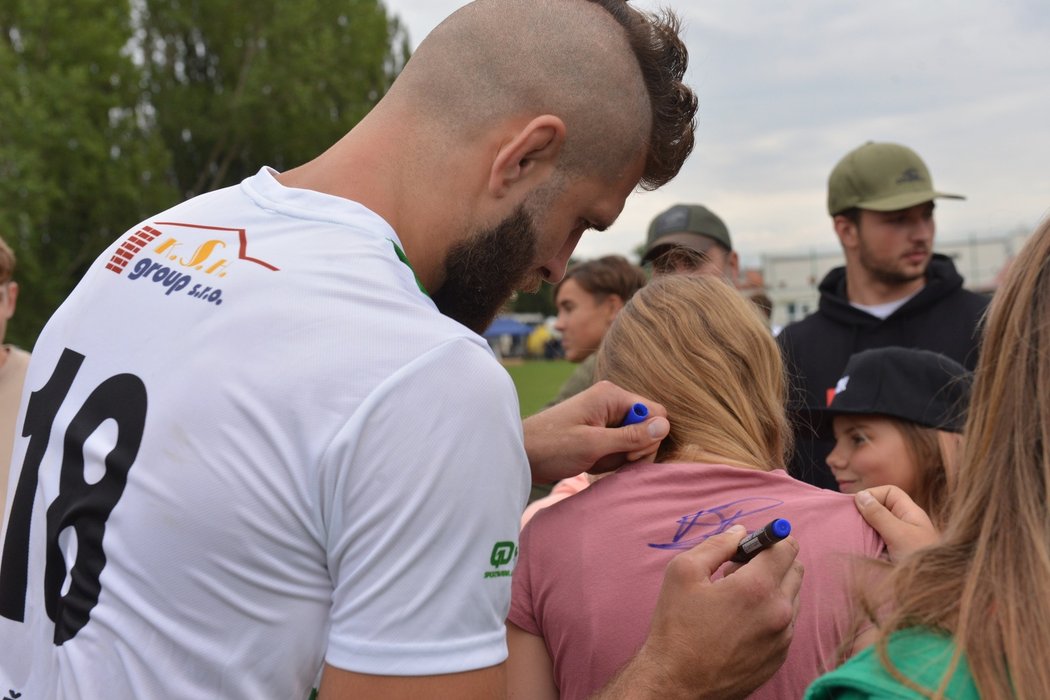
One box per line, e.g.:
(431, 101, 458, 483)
(0, 168, 530, 698)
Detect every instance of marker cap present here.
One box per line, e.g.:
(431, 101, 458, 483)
(621, 403, 649, 426)
(770, 518, 791, 539)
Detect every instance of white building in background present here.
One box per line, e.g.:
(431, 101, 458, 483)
(761, 230, 1030, 330)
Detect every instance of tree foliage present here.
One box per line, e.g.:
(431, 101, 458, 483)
(0, 0, 409, 347)
(0, 0, 175, 347)
(511, 284, 558, 318)
(138, 0, 408, 199)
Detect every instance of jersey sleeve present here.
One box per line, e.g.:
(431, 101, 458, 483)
(318, 338, 530, 676)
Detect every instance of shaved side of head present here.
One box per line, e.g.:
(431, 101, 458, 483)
(389, 0, 695, 189)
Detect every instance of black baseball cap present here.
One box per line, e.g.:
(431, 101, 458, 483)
(817, 347, 972, 434)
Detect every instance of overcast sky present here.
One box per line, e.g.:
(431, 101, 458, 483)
(383, 0, 1050, 266)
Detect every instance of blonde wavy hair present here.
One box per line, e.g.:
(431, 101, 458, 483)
(594, 274, 791, 469)
(876, 216, 1050, 698)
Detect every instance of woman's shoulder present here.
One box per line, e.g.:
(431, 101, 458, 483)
(805, 628, 979, 700)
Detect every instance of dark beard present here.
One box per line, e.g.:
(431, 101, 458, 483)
(858, 245, 928, 286)
(431, 204, 538, 334)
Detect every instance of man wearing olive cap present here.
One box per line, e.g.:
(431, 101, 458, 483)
(777, 141, 988, 490)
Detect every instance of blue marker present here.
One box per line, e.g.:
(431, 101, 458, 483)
(730, 518, 791, 563)
(620, 402, 649, 426)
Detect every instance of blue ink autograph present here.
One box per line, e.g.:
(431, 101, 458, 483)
(648, 498, 784, 550)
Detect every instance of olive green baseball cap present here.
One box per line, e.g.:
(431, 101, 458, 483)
(827, 141, 964, 216)
(641, 204, 732, 265)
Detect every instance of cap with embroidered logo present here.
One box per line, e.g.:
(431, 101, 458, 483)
(817, 346, 972, 434)
(641, 204, 732, 265)
(827, 141, 964, 216)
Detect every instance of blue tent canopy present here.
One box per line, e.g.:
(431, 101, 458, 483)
(483, 316, 533, 339)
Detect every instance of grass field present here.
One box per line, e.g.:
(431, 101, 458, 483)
(503, 359, 576, 417)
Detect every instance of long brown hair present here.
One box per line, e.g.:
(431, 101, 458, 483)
(878, 217, 1050, 698)
(892, 420, 959, 528)
(594, 274, 791, 469)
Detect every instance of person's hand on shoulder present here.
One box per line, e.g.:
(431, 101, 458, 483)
(854, 486, 939, 562)
(523, 380, 670, 484)
(595, 527, 804, 700)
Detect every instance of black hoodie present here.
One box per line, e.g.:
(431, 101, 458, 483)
(777, 254, 989, 489)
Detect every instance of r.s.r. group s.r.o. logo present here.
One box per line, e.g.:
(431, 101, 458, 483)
(105, 221, 279, 307)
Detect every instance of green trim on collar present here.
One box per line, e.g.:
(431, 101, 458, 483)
(389, 240, 429, 296)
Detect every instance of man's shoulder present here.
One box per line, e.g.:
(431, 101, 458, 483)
(0, 345, 31, 383)
(805, 629, 978, 700)
(382, 334, 513, 418)
(778, 310, 838, 347)
(905, 284, 989, 325)
(778, 268, 858, 345)
(4, 345, 31, 365)
(941, 286, 990, 311)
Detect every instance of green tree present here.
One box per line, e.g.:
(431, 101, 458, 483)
(511, 284, 557, 317)
(511, 256, 587, 317)
(0, 0, 410, 347)
(0, 0, 176, 347)
(138, 0, 409, 199)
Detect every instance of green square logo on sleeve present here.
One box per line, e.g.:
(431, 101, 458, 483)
(484, 541, 518, 579)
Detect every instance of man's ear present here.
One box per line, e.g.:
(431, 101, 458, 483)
(487, 115, 567, 198)
(833, 215, 859, 251)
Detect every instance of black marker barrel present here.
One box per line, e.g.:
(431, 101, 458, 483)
(730, 518, 791, 563)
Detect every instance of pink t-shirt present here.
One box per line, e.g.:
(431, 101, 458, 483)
(509, 462, 886, 700)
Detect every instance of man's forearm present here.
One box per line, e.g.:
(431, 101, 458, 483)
(591, 646, 752, 700)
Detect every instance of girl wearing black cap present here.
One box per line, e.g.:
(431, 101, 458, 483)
(823, 347, 971, 527)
